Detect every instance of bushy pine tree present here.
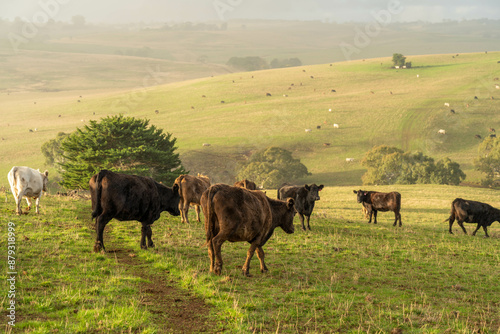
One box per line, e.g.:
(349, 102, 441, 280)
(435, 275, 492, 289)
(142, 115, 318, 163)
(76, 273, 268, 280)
(57, 115, 185, 189)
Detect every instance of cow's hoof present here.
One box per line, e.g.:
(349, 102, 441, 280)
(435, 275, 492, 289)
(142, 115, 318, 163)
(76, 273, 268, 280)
(243, 271, 252, 277)
(93, 242, 103, 253)
(213, 264, 222, 275)
(261, 269, 268, 274)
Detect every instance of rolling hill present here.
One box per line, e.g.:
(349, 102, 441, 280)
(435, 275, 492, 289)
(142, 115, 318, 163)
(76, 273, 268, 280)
(1, 51, 500, 188)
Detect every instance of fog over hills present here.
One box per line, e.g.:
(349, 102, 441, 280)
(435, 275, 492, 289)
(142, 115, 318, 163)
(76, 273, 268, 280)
(2, 0, 500, 24)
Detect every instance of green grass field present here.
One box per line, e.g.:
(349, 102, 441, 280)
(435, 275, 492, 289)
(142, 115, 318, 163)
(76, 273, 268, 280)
(1, 184, 499, 333)
(1, 52, 500, 187)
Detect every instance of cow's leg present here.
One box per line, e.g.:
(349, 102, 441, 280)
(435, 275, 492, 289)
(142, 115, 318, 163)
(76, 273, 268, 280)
(140, 223, 154, 249)
(181, 200, 190, 224)
(195, 204, 201, 222)
(242, 242, 259, 277)
(471, 224, 488, 237)
(256, 246, 268, 273)
(207, 240, 215, 273)
(298, 213, 306, 231)
(210, 234, 226, 275)
(94, 215, 111, 252)
(373, 210, 378, 224)
(457, 221, 467, 234)
(393, 210, 399, 226)
(306, 215, 312, 231)
(448, 217, 455, 234)
(367, 210, 373, 224)
(178, 199, 186, 223)
(146, 224, 154, 248)
(14, 189, 25, 215)
(481, 225, 490, 238)
(35, 196, 41, 214)
(25, 197, 32, 212)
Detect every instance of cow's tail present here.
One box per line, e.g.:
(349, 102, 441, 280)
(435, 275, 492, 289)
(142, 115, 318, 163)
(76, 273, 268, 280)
(444, 198, 458, 223)
(91, 170, 108, 220)
(204, 185, 219, 251)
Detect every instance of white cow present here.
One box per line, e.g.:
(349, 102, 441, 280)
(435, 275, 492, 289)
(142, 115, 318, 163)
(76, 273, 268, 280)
(333, 124, 339, 128)
(438, 129, 446, 134)
(7, 166, 49, 215)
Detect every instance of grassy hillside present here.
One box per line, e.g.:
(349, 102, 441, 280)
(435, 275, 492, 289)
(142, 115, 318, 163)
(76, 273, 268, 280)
(1, 52, 500, 188)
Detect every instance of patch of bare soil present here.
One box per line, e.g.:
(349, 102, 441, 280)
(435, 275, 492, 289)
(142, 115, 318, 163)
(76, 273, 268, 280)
(109, 248, 216, 334)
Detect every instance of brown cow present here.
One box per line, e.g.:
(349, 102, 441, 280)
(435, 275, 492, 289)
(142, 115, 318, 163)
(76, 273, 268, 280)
(233, 179, 257, 190)
(353, 190, 402, 226)
(174, 174, 211, 224)
(90, 170, 180, 252)
(201, 184, 295, 277)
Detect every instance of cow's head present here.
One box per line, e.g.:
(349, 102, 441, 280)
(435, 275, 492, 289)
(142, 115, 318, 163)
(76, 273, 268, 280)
(305, 184, 324, 201)
(280, 198, 296, 234)
(167, 183, 181, 216)
(353, 190, 368, 203)
(41, 170, 49, 192)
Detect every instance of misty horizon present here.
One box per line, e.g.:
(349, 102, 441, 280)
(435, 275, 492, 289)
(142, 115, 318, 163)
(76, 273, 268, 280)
(2, 0, 500, 25)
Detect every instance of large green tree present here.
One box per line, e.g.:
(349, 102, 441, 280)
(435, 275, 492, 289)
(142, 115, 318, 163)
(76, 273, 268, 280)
(392, 53, 406, 67)
(361, 145, 465, 185)
(237, 147, 310, 188)
(474, 136, 500, 186)
(56, 115, 185, 189)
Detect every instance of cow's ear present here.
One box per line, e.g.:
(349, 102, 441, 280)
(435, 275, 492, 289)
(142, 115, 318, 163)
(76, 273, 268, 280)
(353, 190, 358, 194)
(173, 183, 179, 192)
(304, 184, 310, 191)
(286, 198, 295, 210)
(44, 170, 49, 177)
(319, 185, 324, 191)
(363, 192, 368, 196)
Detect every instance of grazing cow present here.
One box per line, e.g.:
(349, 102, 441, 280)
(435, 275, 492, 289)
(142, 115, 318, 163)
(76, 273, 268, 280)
(89, 170, 180, 252)
(353, 190, 402, 226)
(277, 184, 324, 231)
(447, 198, 500, 237)
(444, 103, 450, 107)
(305, 129, 312, 133)
(7, 166, 49, 215)
(201, 184, 295, 276)
(234, 179, 257, 190)
(438, 129, 446, 134)
(174, 174, 211, 224)
(346, 158, 355, 163)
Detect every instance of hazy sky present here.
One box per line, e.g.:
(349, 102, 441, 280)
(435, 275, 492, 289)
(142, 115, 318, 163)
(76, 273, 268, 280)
(2, 0, 500, 24)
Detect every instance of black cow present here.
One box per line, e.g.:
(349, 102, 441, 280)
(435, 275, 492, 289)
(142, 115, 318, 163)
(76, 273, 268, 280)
(277, 184, 324, 231)
(353, 190, 402, 226)
(447, 198, 500, 237)
(89, 170, 180, 252)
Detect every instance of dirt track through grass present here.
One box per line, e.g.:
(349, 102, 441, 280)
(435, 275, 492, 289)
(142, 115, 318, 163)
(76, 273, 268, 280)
(110, 247, 214, 334)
